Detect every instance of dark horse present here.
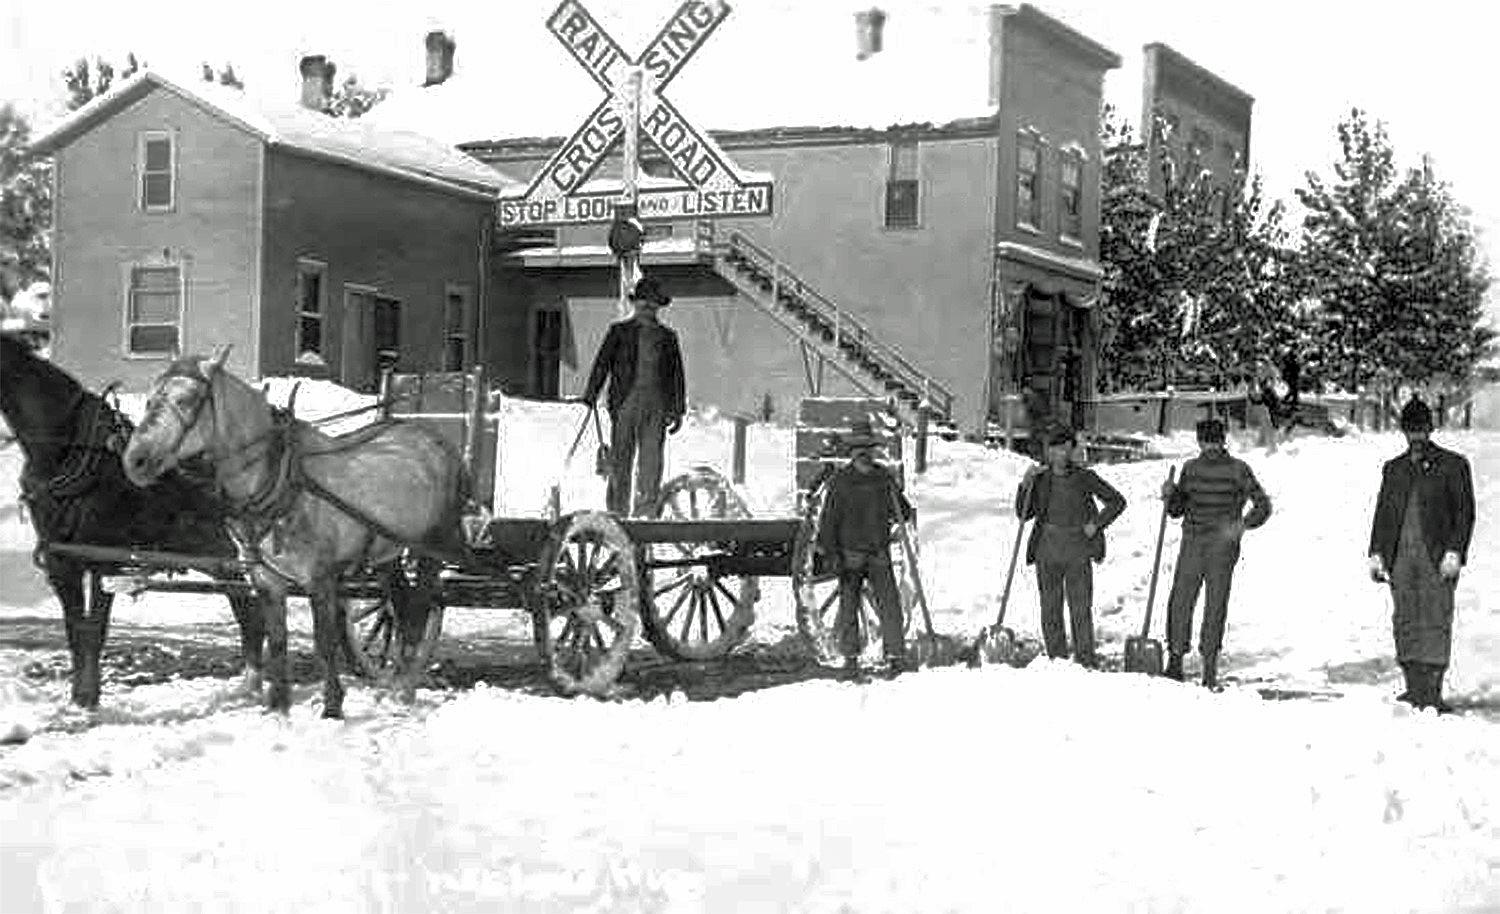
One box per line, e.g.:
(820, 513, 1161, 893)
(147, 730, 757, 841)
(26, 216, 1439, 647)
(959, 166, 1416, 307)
(122, 347, 469, 718)
(0, 332, 265, 708)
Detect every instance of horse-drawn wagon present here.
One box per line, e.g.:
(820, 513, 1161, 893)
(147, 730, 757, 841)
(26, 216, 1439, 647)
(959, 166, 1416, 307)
(20, 344, 931, 707)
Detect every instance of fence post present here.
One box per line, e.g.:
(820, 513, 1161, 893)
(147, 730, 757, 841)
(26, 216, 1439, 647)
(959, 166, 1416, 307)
(731, 414, 750, 485)
(914, 408, 929, 475)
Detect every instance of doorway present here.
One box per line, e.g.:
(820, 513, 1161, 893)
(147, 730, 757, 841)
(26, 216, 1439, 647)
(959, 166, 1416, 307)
(341, 286, 401, 393)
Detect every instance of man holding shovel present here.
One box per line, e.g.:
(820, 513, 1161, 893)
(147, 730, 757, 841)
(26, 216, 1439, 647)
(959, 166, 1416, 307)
(1015, 424, 1126, 668)
(1161, 418, 1273, 688)
(817, 418, 914, 677)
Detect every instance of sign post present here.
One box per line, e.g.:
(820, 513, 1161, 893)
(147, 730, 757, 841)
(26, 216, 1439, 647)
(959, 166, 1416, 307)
(617, 66, 642, 317)
(498, 0, 774, 231)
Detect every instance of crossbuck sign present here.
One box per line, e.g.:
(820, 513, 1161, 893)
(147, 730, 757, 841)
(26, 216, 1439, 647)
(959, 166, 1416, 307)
(496, 0, 774, 228)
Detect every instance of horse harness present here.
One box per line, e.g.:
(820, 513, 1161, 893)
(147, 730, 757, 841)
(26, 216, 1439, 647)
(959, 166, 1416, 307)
(160, 361, 459, 574)
(21, 385, 134, 562)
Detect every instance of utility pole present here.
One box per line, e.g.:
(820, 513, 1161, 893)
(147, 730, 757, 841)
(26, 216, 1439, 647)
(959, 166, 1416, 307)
(610, 66, 645, 319)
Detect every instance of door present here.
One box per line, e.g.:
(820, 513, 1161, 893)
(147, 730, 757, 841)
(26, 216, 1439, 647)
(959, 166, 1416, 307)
(373, 295, 401, 380)
(341, 287, 375, 391)
(532, 308, 562, 398)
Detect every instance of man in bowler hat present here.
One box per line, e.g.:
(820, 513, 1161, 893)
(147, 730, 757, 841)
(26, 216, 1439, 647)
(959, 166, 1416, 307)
(1367, 397, 1475, 713)
(1161, 417, 1273, 688)
(582, 274, 687, 516)
(816, 418, 914, 674)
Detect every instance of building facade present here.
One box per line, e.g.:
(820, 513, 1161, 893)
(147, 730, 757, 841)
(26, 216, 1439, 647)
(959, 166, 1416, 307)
(1141, 42, 1254, 196)
(30, 67, 507, 392)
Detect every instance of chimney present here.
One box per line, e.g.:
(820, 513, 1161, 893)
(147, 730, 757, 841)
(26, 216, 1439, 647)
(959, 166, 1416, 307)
(855, 8, 887, 60)
(298, 55, 336, 111)
(423, 30, 456, 87)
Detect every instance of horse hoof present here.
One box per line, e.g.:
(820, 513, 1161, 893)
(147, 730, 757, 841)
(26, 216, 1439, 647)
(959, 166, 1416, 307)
(239, 672, 265, 698)
(321, 705, 344, 721)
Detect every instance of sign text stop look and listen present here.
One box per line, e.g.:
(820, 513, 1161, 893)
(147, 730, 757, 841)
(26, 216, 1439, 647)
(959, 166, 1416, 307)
(496, 0, 774, 228)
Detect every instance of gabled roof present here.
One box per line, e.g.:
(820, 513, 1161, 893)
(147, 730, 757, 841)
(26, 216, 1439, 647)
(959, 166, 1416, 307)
(363, 1, 1002, 148)
(29, 69, 518, 199)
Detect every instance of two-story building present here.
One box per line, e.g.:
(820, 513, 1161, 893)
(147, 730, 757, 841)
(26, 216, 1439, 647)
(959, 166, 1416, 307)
(368, 2, 1120, 442)
(29, 62, 514, 392)
(1141, 42, 1254, 195)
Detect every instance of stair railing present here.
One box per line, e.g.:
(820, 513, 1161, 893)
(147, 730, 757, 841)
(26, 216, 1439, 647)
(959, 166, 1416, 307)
(723, 231, 955, 420)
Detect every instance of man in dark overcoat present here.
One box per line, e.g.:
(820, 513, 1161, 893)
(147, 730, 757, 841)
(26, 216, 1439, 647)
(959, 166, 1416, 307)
(1367, 397, 1476, 713)
(1161, 418, 1273, 688)
(582, 275, 687, 516)
(1015, 423, 1126, 667)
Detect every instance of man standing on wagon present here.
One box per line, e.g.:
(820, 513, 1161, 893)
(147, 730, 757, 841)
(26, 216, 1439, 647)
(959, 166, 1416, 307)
(1367, 397, 1475, 713)
(1161, 417, 1273, 688)
(582, 274, 687, 516)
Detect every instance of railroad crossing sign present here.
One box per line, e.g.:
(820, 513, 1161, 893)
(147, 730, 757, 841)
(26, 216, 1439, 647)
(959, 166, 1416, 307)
(496, 0, 774, 228)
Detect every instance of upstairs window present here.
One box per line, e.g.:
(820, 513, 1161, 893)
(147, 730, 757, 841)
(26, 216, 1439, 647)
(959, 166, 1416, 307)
(125, 265, 181, 356)
(1058, 152, 1083, 242)
(138, 131, 175, 212)
(295, 260, 326, 365)
(1016, 135, 1041, 230)
(884, 140, 920, 229)
(443, 284, 471, 371)
(1189, 128, 1212, 170)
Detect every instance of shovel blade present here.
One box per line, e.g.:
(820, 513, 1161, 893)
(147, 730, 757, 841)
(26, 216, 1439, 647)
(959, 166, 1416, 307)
(1123, 635, 1163, 675)
(977, 625, 1019, 666)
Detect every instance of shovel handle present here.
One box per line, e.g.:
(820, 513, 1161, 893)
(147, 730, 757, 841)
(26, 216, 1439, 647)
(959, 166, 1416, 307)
(890, 485, 937, 640)
(997, 511, 1027, 628)
(1141, 466, 1177, 638)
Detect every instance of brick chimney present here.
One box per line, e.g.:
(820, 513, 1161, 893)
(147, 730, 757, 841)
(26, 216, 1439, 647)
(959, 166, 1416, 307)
(423, 30, 456, 87)
(855, 8, 886, 60)
(299, 55, 337, 111)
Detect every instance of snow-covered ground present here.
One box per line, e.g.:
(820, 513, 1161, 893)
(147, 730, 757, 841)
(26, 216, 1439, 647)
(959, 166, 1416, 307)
(1, 386, 1496, 912)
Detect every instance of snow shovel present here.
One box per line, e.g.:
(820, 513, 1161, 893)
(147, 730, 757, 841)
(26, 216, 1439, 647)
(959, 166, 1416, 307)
(890, 488, 945, 667)
(976, 514, 1026, 665)
(1124, 466, 1175, 675)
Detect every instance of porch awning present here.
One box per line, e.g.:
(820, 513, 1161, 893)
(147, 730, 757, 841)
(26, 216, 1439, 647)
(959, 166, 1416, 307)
(995, 241, 1104, 305)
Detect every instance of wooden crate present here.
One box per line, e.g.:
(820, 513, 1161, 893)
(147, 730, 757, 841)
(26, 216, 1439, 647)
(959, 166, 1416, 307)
(795, 397, 904, 496)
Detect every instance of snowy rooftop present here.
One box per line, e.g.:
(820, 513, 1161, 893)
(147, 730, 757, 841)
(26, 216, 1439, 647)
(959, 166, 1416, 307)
(363, 1, 1001, 147)
(29, 69, 517, 197)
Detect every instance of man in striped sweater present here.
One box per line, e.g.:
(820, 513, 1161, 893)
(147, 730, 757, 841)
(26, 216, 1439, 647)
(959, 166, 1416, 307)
(1161, 418, 1273, 687)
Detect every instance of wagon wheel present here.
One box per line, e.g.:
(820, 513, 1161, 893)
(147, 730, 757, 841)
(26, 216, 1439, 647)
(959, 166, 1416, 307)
(640, 467, 759, 661)
(343, 563, 444, 690)
(533, 511, 641, 697)
(791, 477, 916, 665)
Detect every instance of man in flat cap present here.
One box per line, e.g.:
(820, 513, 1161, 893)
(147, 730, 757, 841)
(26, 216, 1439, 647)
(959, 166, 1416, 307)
(1367, 397, 1475, 713)
(582, 274, 687, 515)
(1160, 417, 1273, 688)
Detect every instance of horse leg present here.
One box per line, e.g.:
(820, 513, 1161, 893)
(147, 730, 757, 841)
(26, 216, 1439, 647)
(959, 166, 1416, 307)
(396, 556, 439, 704)
(309, 575, 346, 720)
(47, 559, 92, 708)
(227, 586, 265, 697)
(255, 574, 292, 713)
(80, 571, 116, 708)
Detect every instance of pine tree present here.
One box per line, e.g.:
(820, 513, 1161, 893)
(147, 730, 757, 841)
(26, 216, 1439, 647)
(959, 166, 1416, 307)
(0, 105, 52, 300)
(1295, 109, 1495, 404)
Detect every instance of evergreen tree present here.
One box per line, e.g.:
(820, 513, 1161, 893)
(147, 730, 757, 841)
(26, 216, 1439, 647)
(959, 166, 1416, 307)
(0, 105, 52, 300)
(1295, 109, 1495, 402)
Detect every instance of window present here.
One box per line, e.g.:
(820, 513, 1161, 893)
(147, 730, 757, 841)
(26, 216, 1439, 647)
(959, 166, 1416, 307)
(125, 265, 181, 356)
(884, 140, 920, 229)
(295, 260, 326, 365)
(1058, 152, 1083, 242)
(1016, 135, 1041, 230)
(1221, 141, 1242, 171)
(443, 285, 471, 371)
(1190, 128, 1211, 167)
(532, 308, 562, 398)
(138, 131, 175, 212)
(643, 223, 674, 242)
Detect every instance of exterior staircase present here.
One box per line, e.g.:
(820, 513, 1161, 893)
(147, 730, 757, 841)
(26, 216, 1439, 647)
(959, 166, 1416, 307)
(713, 230, 958, 436)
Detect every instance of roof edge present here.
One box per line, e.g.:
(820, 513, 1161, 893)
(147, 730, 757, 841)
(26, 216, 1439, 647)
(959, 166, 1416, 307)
(1144, 42, 1255, 107)
(994, 4, 1123, 71)
(268, 143, 500, 202)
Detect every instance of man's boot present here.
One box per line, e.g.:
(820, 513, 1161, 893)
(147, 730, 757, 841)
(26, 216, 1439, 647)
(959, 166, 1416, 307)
(1165, 653, 1184, 682)
(1200, 651, 1219, 690)
(1421, 663, 1455, 714)
(1395, 661, 1418, 706)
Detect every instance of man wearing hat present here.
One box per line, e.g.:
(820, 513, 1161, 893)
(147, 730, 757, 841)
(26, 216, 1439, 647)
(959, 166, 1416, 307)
(1016, 423, 1126, 667)
(1160, 417, 1273, 687)
(1367, 397, 1475, 713)
(816, 417, 914, 674)
(582, 274, 687, 515)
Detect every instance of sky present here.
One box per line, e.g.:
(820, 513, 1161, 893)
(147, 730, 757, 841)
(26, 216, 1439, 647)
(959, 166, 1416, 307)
(3, 0, 1497, 320)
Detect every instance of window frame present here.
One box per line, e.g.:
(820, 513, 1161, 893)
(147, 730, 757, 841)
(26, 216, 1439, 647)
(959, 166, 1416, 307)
(137, 130, 177, 213)
(442, 283, 473, 372)
(1015, 133, 1043, 232)
(1058, 149, 1085, 244)
(122, 261, 184, 359)
(883, 139, 921, 230)
(295, 258, 328, 367)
